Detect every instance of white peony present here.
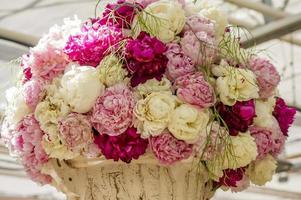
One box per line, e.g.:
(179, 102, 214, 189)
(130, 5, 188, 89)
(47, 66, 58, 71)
(4, 87, 31, 125)
(212, 61, 259, 106)
(200, 6, 228, 38)
(168, 104, 209, 143)
(135, 77, 172, 98)
(254, 98, 277, 128)
(247, 154, 277, 186)
(134, 92, 178, 138)
(132, 0, 185, 43)
(61, 64, 105, 113)
(207, 132, 258, 180)
(97, 55, 128, 87)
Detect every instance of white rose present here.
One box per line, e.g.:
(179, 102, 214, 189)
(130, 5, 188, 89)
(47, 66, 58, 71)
(247, 154, 277, 186)
(61, 64, 105, 113)
(212, 62, 259, 106)
(4, 87, 31, 125)
(135, 77, 172, 98)
(168, 104, 209, 143)
(133, 0, 185, 42)
(97, 55, 128, 87)
(134, 92, 178, 138)
(207, 133, 258, 180)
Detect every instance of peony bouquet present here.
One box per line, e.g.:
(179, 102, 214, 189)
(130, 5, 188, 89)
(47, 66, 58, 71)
(1, 0, 297, 195)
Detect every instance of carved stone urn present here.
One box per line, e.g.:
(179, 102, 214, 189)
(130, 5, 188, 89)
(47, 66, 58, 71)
(44, 155, 215, 200)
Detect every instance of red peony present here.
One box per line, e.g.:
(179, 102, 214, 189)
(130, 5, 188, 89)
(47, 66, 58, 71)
(125, 32, 168, 87)
(217, 100, 256, 136)
(94, 127, 148, 163)
(273, 97, 296, 136)
(219, 168, 245, 187)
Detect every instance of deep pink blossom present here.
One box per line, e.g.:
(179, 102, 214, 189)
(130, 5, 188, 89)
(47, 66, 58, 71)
(273, 97, 296, 136)
(94, 127, 148, 163)
(14, 115, 51, 184)
(249, 57, 280, 98)
(164, 43, 195, 81)
(125, 32, 168, 87)
(174, 72, 215, 109)
(91, 84, 136, 136)
(217, 100, 256, 136)
(150, 132, 193, 165)
(64, 21, 124, 67)
(100, 0, 140, 28)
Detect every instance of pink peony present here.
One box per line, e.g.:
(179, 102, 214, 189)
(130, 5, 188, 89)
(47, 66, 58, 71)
(218, 168, 246, 188)
(249, 126, 274, 160)
(91, 84, 136, 136)
(22, 78, 46, 109)
(181, 31, 217, 66)
(125, 32, 168, 87)
(132, 0, 158, 7)
(64, 20, 124, 67)
(21, 58, 32, 83)
(59, 113, 93, 152)
(14, 114, 52, 184)
(249, 57, 280, 98)
(100, 0, 140, 28)
(150, 132, 193, 165)
(273, 97, 296, 136)
(184, 15, 215, 37)
(174, 72, 215, 109)
(164, 43, 195, 81)
(217, 100, 256, 136)
(22, 44, 68, 81)
(94, 127, 148, 163)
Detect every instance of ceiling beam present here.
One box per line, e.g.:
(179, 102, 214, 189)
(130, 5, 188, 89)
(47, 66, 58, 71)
(241, 14, 301, 48)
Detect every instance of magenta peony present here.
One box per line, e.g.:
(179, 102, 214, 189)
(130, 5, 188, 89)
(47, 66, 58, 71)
(21, 58, 32, 83)
(273, 97, 296, 136)
(59, 113, 93, 153)
(249, 126, 274, 160)
(150, 132, 193, 165)
(64, 20, 124, 67)
(100, 0, 139, 28)
(217, 100, 256, 136)
(94, 127, 148, 163)
(174, 72, 215, 108)
(14, 114, 52, 184)
(125, 32, 168, 87)
(249, 57, 280, 98)
(218, 168, 246, 187)
(181, 30, 217, 66)
(184, 15, 215, 37)
(164, 43, 195, 81)
(91, 84, 136, 136)
(22, 78, 46, 109)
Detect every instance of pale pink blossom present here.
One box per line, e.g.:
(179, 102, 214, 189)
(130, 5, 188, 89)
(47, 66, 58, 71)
(181, 31, 217, 66)
(249, 57, 280, 98)
(150, 132, 193, 165)
(165, 43, 195, 81)
(22, 78, 46, 109)
(174, 72, 216, 108)
(14, 115, 51, 184)
(184, 15, 215, 37)
(91, 84, 136, 136)
(59, 113, 93, 153)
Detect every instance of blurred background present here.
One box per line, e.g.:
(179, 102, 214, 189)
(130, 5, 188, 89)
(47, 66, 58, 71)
(0, 0, 301, 199)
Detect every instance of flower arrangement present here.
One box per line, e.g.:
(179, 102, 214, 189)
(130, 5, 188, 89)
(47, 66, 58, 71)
(1, 0, 297, 196)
